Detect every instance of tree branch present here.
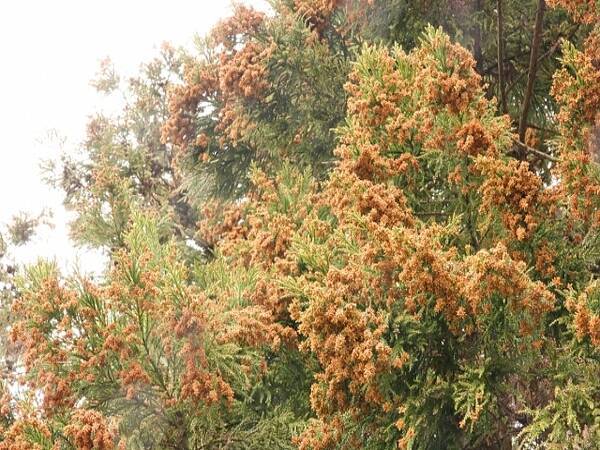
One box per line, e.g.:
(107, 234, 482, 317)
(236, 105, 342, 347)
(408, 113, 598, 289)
(526, 122, 558, 135)
(513, 137, 559, 162)
(506, 23, 579, 96)
(472, 0, 484, 73)
(517, 0, 546, 150)
(497, 0, 508, 114)
(415, 211, 450, 218)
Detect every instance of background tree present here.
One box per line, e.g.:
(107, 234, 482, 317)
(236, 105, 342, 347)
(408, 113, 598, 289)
(45, 44, 196, 251)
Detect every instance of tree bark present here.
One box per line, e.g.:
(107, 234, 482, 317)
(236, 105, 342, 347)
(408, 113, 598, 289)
(518, 0, 546, 153)
(497, 0, 508, 113)
(473, 0, 484, 74)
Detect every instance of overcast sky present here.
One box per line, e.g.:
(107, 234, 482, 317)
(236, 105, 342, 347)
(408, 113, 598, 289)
(0, 0, 266, 274)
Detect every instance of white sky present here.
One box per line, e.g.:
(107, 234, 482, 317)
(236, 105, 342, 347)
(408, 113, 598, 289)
(0, 0, 266, 275)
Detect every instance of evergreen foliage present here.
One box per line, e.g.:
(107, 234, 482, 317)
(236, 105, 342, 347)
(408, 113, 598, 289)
(2, 0, 600, 449)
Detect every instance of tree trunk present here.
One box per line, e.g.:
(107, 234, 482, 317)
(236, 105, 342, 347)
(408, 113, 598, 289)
(518, 0, 546, 154)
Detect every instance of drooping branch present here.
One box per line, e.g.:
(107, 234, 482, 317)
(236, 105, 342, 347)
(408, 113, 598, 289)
(517, 0, 546, 149)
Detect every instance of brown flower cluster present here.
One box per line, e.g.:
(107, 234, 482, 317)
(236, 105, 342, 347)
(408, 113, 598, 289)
(294, 0, 375, 37)
(211, 5, 269, 142)
(161, 63, 218, 150)
(397, 226, 463, 320)
(162, 4, 270, 153)
(217, 40, 275, 144)
(456, 119, 497, 157)
(63, 410, 116, 450)
(552, 31, 600, 129)
(221, 304, 297, 351)
(548, 0, 599, 24)
(0, 418, 52, 450)
(197, 168, 316, 344)
(555, 148, 600, 226)
(9, 274, 82, 414)
(461, 244, 555, 329)
(551, 29, 600, 227)
(294, 415, 351, 450)
(339, 28, 509, 200)
(286, 28, 558, 448)
(323, 170, 415, 227)
(219, 42, 274, 100)
(567, 280, 600, 346)
(197, 200, 249, 251)
(290, 191, 555, 448)
(476, 157, 549, 240)
(294, 0, 343, 34)
(211, 4, 266, 50)
(422, 61, 480, 115)
(397, 229, 555, 334)
(6, 225, 271, 446)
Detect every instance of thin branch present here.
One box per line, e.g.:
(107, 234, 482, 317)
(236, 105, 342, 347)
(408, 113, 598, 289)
(482, 49, 531, 75)
(506, 23, 579, 96)
(497, 0, 508, 114)
(518, 0, 546, 149)
(415, 212, 450, 218)
(513, 137, 559, 162)
(526, 122, 559, 135)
